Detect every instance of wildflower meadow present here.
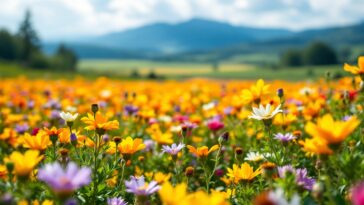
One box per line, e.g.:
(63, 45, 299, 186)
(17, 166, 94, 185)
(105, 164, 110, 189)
(1, 57, 364, 205)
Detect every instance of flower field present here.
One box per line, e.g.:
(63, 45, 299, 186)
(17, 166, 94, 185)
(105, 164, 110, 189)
(0, 57, 364, 205)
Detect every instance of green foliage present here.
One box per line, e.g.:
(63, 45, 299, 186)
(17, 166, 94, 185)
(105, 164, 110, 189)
(0, 29, 19, 60)
(17, 10, 40, 63)
(302, 42, 337, 65)
(51, 44, 78, 71)
(29, 52, 50, 69)
(0, 10, 78, 71)
(281, 49, 302, 67)
(281, 42, 338, 67)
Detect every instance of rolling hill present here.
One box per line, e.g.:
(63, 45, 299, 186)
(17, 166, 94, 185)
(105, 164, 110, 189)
(44, 19, 364, 60)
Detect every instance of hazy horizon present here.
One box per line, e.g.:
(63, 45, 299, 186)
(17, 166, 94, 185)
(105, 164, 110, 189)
(0, 0, 363, 41)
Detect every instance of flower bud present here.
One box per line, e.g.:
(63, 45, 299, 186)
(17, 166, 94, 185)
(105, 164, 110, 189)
(70, 133, 78, 146)
(91, 104, 99, 114)
(113, 136, 122, 144)
(59, 148, 69, 157)
(261, 162, 277, 179)
(221, 132, 229, 142)
(235, 147, 243, 155)
(277, 88, 284, 98)
(185, 166, 194, 177)
(50, 134, 58, 145)
(6, 162, 14, 173)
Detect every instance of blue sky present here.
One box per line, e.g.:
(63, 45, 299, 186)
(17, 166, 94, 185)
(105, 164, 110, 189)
(0, 0, 363, 40)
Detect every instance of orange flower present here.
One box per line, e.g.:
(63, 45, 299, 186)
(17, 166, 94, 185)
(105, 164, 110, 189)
(81, 113, 119, 132)
(187, 145, 219, 157)
(44, 127, 64, 137)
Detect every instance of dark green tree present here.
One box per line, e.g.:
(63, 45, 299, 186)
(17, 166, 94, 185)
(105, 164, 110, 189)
(303, 42, 337, 65)
(17, 10, 40, 63)
(52, 44, 78, 71)
(281, 49, 303, 67)
(0, 29, 18, 60)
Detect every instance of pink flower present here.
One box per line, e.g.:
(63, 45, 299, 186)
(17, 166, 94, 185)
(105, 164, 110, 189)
(207, 119, 224, 132)
(352, 181, 364, 205)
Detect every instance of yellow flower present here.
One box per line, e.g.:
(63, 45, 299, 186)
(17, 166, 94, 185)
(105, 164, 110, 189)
(241, 79, 270, 104)
(159, 182, 188, 205)
(0, 165, 7, 180)
(151, 131, 173, 145)
(6, 150, 43, 177)
(305, 114, 360, 144)
(187, 190, 230, 205)
(81, 113, 119, 131)
(187, 145, 219, 157)
(344, 56, 364, 75)
(226, 162, 261, 183)
(154, 172, 171, 184)
(118, 137, 145, 155)
(299, 137, 333, 155)
(31, 200, 54, 205)
(273, 113, 297, 127)
(23, 132, 51, 151)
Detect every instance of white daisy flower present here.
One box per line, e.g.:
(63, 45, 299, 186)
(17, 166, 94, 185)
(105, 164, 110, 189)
(202, 102, 216, 111)
(158, 115, 172, 123)
(249, 104, 282, 120)
(59, 111, 78, 122)
(244, 152, 265, 162)
(170, 125, 182, 133)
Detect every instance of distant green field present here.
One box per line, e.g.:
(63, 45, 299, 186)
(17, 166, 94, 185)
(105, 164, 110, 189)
(79, 59, 348, 80)
(0, 60, 348, 81)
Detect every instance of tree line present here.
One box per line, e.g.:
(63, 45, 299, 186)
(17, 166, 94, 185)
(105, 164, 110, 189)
(0, 10, 77, 71)
(280, 42, 338, 67)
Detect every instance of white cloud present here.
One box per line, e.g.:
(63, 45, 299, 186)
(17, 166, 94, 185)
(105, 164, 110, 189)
(0, 0, 363, 40)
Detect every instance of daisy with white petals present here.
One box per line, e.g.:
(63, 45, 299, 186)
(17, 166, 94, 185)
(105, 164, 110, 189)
(60, 111, 79, 123)
(249, 104, 282, 121)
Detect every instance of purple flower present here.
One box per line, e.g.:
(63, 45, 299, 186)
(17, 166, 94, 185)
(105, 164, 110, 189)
(107, 197, 128, 205)
(274, 133, 296, 142)
(223, 107, 233, 115)
(352, 181, 364, 205)
(64, 199, 78, 205)
(125, 176, 160, 196)
(50, 110, 61, 120)
(278, 165, 295, 178)
(278, 165, 315, 190)
(124, 105, 138, 115)
(162, 143, 185, 155)
(143, 140, 155, 152)
(181, 121, 197, 130)
(15, 123, 29, 134)
(295, 168, 315, 190)
(38, 162, 91, 195)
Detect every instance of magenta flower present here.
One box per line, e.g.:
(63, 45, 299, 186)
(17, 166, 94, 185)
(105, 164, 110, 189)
(38, 162, 91, 196)
(125, 176, 160, 196)
(107, 197, 128, 205)
(162, 143, 185, 155)
(207, 119, 224, 132)
(274, 133, 296, 142)
(352, 181, 364, 205)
